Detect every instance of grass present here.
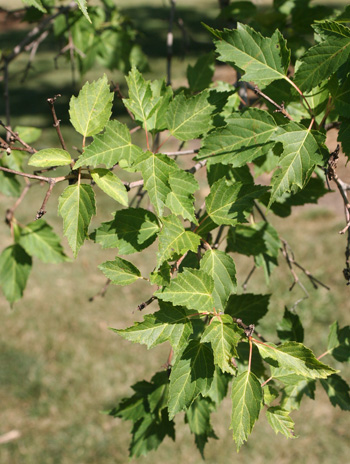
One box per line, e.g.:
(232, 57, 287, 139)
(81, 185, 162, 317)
(1, 1, 350, 463)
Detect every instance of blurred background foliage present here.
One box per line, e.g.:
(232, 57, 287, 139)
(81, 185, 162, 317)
(0, 0, 349, 462)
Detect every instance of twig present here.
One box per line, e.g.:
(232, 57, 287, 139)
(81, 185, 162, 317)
(47, 94, 68, 152)
(242, 265, 256, 293)
(3, 63, 10, 139)
(213, 225, 225, 249)
(5, 183, 32, 225)
(163, 149, 198, 156)
(36, 181, 55, 220)
(167, 0, 176, 86)
(188, 159, 207, 174)
(0, 120, 37, 152)
(89, 279, 111, 302)
(2, 1, 77, 65)
(234, 317, 267, 342)
(113, 83, 135, 121)
(21, 30, 49, 82)
(254, 86, 293, 121)
(137, 296, 156, 311)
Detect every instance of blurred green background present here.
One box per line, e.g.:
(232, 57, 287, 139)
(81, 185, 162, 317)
(1, 1, 350, 463)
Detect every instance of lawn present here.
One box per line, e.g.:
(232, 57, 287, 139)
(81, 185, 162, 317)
(1, 1, 350, 463)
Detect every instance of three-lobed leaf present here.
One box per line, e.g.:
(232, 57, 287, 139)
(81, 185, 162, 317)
(155, 268, 214, 313)
(168, 340, 214, 418)
(69, 74, 113, 137)
(74, 120, 143, 169)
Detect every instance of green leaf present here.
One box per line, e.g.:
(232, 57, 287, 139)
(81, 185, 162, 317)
(236, 343, 266, 378)
(74, 120, 143, 169)
(208, 23, 290, 88)
(133, 151, 177, 216)
(320, 374, 350, 410)
(155, 269, 214, 313)
(99, 257, 142, 285)
(327, 321, 350, 363)
(166, 170, 199, 223)
(204, 366, 231, 405)
(14, 126, 42, 144)
(277, 307, 304, 343)
(157, 215, 200, 268)
(226, 222, 280, 281)
(28, 148, 72, 167)
(269, 122, 325, 204)
(114, 301, 192, 354)
(0, 160, 21, 197)
(185, 396, 217, 458)
(91, 208, 159, 254)
(200, 249, 236, 311)
(187, 52, 215, 92)
(266, 407, 296, 439)
(91, 168, 128, 206)
(150, 262, 171, 286)
(279, 375, 316, 411)
(230, 371, 263, 450)
(69, 75, 113, 137)
(22, 0, 47, 13)
(166, 90, 214, 141)
(294, 29, 350, 91)
(338, 119, 350, 160)
(196, 108, 277, 166)
(19, 220, 69, 264)
(256, 341, 337, 379)
(201, 317, 243, 373)
(129, 409, 175, 458)
(75, 0, 91, 23)
(58, 184, 96, 257)
(329, 75, 350, 118)
(146, 79, 173, 133)
(206, 178, 268, 226)
(0, 244, 32, 305)
(168, 340, 214, 418)
(123, 67, 157, 127)
(225, 293, 270, 325)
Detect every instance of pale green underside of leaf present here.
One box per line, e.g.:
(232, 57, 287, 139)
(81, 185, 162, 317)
(69, 75, 113, 137)
(201, 318, 242, 373)
(75, 0, 91, 23)
(230, 371, 263, 450)
(29, 148, 72, 167)
(114, 302, 192, 354)
(0, 244, 32, 305)
(166, 170, 199, 223)
(166, 90, 214, 141)
(74, 120, 143, 169)
(155, 268, 214, 313)
(206, 178, 268, 225)
(294, 35, 350, 92)
(210, 23, 290, 88)
(168, 340, 214, 418)
(256, 341, 336, 379)
(19, 220, 69, 264)
(92, 208, 159, 254)
(196, 108, 276, 166)
(157, 215, 200, 268)
(91, 168, 128, 206)
(266, 407, 296, 439)
(269, 122, 324, 205)
(133, 151, 178, 216)
(98, 256, 141, 285)
(58, 184, 96, 257)
(200, 249, 237, 311)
